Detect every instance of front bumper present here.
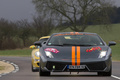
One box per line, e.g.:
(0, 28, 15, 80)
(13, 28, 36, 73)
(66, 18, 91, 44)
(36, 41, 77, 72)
(32, 59, 40, 67)
(40, 57, 111, 72)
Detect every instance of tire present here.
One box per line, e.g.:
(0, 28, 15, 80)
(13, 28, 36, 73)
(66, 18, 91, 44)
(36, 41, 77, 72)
(98, 65, 112, 76)
(39, 66, 50, 76)
(32, 64, 38, 72)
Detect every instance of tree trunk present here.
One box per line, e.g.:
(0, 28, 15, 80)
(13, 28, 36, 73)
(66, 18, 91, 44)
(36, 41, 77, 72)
(23, 39, 26, 47)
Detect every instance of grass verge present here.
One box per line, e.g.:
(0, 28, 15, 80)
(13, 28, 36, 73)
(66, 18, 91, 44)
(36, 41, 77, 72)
(0, 48, 32, 57)
(111, 43, 120, 61)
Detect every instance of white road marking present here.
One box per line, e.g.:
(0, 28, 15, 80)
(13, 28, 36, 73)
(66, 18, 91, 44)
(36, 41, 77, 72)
(112, 75, 120, 80)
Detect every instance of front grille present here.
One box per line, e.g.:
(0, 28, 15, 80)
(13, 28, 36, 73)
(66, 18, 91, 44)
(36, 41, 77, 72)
(86, 62, 106, 71)
(46, 62, 69, 71)
(46, 61, 106, 71)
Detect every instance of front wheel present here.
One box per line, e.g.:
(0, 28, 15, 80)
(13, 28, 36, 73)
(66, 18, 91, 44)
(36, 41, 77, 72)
(32, 64, 38, 72)
(39, 66, 50, 76)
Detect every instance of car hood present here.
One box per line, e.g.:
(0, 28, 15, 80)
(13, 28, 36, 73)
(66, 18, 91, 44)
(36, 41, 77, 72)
(43, 46, 108, 60)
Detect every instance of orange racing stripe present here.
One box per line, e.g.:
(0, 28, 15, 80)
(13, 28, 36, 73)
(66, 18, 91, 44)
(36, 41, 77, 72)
(77, 46, 80, 65)
(72, 46, 75, 65)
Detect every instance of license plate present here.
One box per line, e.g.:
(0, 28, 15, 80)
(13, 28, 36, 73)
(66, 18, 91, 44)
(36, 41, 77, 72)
(68, 65, 86, 69)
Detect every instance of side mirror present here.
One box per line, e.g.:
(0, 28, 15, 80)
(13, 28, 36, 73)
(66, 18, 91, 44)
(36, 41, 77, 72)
(43, 41, 46, 44)
(34, 41, 42, 47)
(108, 41, 116, 46)
(29, 45, 36, 49)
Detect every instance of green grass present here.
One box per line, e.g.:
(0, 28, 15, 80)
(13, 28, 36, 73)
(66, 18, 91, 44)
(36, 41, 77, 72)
(52, 24, 120, 42)
(111, 43, 120, 61)
(84, 24, 120, 42)
(0, 48, 32, 56)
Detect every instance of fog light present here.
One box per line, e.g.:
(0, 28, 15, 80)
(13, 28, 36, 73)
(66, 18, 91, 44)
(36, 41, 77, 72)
(53, 65, 55, 69)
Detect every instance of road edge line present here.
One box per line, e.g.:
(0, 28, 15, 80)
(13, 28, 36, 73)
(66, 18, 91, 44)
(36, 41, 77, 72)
(111, 75, 120, 80)
(0, 60, 19, 78)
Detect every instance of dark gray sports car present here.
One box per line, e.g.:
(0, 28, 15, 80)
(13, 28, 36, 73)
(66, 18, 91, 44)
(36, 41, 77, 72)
(35, 32, 116, 76)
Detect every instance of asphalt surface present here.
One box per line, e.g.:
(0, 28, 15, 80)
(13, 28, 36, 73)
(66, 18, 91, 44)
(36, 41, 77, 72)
(0, 56, 120, 80)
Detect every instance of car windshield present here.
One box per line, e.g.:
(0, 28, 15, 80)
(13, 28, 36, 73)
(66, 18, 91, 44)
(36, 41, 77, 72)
(47, 33, 104, 46)
(40, 38, 48, 42)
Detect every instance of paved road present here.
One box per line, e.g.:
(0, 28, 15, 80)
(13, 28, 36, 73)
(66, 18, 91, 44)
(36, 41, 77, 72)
(0, 56, 120, 80)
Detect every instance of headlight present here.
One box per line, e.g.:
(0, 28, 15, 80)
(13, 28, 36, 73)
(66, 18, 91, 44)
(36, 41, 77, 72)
(99, 51, 107, 58)
(45, 51, 54, 58)
(35, 51, 40, 57)
(34, 59, 40, 62)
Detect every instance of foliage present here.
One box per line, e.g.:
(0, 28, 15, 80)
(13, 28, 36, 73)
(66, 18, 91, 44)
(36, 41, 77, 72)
(1, 4, 120, 50)
(109, 6, 120, 23)
(0, 18, 17, 49)
(32, 0, 114, 32)
(0, 18, 54, 50)
(32, 16, 54, 39)
(16, 20, 32, 47)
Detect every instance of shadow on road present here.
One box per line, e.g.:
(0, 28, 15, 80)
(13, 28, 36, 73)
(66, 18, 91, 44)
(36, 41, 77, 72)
(40, 72, 110, 77)
(49, 75, 97, 77)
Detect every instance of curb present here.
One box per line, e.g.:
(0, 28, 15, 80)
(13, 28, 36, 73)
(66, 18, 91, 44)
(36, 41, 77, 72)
(0, 59, 19, 77)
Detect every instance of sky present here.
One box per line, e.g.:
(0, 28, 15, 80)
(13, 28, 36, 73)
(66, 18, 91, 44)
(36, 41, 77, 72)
(115, 0, 120, 6)
(0, 0, 120, 22)
(0, 0, 36, 22)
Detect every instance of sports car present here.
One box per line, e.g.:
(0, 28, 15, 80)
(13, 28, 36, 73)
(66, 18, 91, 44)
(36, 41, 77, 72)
(34, 32, 116, 76)
(30, 36, 50, 72)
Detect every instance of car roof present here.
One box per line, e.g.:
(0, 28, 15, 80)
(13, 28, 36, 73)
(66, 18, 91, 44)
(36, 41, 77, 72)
(39, 36, 50, 40)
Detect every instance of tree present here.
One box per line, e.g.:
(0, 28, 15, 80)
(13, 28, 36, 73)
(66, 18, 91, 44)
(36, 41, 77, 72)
(16, 20, 31, 47)
(32, 16, 54, 39)
(32, 0, 114, 32)
(0, 18, 17, 49)
(109, 6, 120, 23)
